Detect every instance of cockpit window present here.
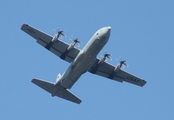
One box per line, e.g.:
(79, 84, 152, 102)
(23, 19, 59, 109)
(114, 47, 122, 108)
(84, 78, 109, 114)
(96, 33, 99, 35)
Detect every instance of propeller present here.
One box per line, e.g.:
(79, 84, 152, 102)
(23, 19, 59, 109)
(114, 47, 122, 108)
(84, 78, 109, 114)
(116, 58, 128, 69)
(119, 60, 127, 68)
(103, 51, 112, 61)
(57, 30, 65, 38)
(53, 28, 66, 39)
(73, 38, 81, 47)
(69, 36, 81, 47)
(99, 51, 112, 63)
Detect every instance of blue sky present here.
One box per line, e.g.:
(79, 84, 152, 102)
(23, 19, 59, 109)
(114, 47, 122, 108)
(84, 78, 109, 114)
(1, 0, 174, 119)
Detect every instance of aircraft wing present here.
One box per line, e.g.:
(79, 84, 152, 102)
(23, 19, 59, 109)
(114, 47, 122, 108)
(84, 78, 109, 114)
(88, 59, 147, 87)
(21, 24, 80, 63)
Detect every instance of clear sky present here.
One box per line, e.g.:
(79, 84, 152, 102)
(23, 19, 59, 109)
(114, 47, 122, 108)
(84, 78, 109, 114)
(1, 0, 174, 119)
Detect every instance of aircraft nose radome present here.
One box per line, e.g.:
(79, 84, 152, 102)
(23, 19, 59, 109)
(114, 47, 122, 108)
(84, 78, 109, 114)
(108, 26, 111, 30)
(106, 26, 111, 33)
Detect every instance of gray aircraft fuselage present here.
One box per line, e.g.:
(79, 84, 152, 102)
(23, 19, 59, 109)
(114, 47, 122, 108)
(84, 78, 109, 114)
(56, 26, 111, 89)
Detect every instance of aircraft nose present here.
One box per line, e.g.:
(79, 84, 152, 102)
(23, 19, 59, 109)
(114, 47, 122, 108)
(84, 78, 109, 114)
(96, 26, 111, 42)
(106, 26, 111, 33)
(103, 26, 111, 40)
(106, 26, 111, 34)
(108, 26, 111, 30)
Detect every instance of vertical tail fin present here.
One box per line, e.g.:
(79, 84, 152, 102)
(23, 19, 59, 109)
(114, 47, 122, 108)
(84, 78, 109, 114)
(32, 78, 82, 104)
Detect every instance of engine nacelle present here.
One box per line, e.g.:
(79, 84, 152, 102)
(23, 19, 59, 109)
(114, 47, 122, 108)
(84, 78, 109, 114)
(52, 31, 65, 42)
(67, 43, 74, 50)
(67, 38, 80, 50)
(52, 34, 59, 42)
(114, 65, 121, 72)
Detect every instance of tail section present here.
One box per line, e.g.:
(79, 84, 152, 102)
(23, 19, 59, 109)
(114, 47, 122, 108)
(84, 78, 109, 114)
(32, 78, 82, 104)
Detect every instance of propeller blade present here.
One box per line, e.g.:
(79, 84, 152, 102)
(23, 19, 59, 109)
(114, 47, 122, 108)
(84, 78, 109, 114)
(74, 38, 80, 44)
(53, 28, 66, 39)
(115, 57, 128, 69)
(103, 52, 112, 61)
(120, 60, 128, 68)
(74, 38, 81, 47)
(58, 31, 65, 38)
(69, 36, 81, 47)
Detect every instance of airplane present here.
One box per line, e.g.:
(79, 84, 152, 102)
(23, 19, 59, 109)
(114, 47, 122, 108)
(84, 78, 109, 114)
(21, 24, 147, 104)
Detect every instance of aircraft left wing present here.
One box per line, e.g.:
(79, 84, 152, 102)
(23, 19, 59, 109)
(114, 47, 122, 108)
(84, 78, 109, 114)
(21, 24, 80, 63)
(88, 59, 147, 87)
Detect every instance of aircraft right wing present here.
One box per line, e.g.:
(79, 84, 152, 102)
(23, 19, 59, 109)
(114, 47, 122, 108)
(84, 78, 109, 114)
(88, 59, 147, 87)
(21, 24, 80, 63)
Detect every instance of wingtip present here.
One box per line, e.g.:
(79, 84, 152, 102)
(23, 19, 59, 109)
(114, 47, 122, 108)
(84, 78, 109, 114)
(140, 80, 147, 87)
(20, 23, 28, 30)
(31, 78, 36, 83)
(77, 100, 82, 104)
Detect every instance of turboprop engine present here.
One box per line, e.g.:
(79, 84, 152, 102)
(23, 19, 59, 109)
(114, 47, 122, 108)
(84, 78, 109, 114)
(114, 60, 127, 72)
(67, 38, 81, 50)
(52, 30, 65, 42)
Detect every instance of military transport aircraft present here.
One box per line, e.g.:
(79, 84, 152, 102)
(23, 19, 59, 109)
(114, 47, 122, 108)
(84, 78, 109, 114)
(21, 24, 146, 104)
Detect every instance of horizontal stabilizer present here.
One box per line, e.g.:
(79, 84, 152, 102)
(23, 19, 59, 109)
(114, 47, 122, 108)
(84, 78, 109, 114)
(32, 78, 54, 93)
(32, 78, 82, 104)
(55, 88, 82, 104)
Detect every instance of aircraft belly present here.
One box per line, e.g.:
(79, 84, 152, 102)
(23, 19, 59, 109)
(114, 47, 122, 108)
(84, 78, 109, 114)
(60, 53, 96, 89)
(60, 34, 109, 89)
